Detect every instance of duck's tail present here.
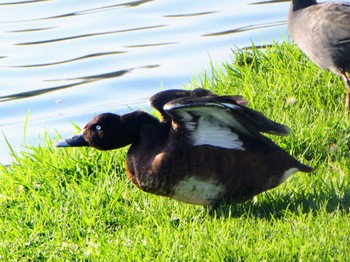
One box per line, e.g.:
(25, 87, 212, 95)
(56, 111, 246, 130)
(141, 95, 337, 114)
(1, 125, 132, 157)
(296, 161, 313, 173)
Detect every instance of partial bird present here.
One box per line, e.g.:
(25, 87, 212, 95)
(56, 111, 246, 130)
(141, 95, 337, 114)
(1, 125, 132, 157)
(55, 88, 312, 209)
(287, 0, 350, 111)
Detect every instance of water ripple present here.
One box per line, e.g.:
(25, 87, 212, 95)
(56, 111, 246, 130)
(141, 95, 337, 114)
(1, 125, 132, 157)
(41, 0, 155, 20)
(16, 25, 168, 46)
(125, 42, 178, 48)
(0, 0, 44, 6)
(202, 21, 286, 37)
(0, 65, 159, 103)
(0, 0, 155, 23)
(7, 27, 55, 33)
(250, 0, 289, 5)
(163, 11, 218, 18)
(12, 51, 126, 68)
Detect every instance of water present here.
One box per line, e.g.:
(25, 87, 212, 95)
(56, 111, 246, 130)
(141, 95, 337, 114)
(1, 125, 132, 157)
(1, 0, 291, 165)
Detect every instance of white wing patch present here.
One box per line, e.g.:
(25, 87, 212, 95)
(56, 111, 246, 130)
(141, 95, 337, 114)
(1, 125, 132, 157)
(192, 116, 244, 150)
(177, 110, 245, 150)
(201, 106, 249, 135)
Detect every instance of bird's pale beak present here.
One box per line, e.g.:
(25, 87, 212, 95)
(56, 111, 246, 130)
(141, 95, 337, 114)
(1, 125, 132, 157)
(55, 132, 88, 147)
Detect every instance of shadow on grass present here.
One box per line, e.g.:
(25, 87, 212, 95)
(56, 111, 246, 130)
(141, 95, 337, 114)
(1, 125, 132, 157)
(211, 188, 350, 220)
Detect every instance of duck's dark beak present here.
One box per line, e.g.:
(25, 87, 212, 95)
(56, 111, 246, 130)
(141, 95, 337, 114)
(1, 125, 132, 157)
(55, 133, 89, 147)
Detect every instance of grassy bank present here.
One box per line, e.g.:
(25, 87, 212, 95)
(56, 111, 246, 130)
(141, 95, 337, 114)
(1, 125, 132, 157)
(1, 40, 349, 261)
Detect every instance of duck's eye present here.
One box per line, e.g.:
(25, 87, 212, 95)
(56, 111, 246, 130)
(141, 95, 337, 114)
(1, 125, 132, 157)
(95, 125, 102, 131)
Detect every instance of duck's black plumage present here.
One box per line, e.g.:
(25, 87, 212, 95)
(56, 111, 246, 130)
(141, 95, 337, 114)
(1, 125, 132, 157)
(287, 0, 350, 110)
(148, 88, 248, 122)
(56, 88, 312, 207)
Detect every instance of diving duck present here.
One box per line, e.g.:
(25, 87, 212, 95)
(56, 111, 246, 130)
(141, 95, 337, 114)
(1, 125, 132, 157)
(55, 88, 312, 208)
(287, 0, 350, 111)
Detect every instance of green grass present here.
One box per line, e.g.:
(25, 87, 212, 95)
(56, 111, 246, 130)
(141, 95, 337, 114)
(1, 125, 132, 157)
(1, 40, 350, 261)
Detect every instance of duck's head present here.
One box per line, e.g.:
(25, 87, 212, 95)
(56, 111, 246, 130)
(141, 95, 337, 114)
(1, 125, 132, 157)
(55, 113, 135, 150)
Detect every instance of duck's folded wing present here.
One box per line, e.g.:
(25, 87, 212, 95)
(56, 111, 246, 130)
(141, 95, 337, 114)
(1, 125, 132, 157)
(148, 88, 214, 121)
(164, 96, 289, 149)
(220, 100, 290, 136)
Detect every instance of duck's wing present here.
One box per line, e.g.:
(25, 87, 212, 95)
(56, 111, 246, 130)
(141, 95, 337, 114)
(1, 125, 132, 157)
(149, 88, 248, 122)
(148, 88, 214, 122)
(164, 96, 289, 149)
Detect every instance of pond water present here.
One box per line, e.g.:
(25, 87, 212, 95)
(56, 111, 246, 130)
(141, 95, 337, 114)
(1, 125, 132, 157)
(1, 0, 292, 165)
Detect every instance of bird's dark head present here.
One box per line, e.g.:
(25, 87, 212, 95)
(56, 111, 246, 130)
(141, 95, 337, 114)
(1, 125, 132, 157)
(55, 113, 137, 150)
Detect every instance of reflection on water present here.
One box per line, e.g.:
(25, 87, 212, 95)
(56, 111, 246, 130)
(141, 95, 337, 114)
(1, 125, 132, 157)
(1, 0, 291, 165)
(16, 25, 167, 46)
(202, 20, 285, 37)
(11, 51, 126, 68)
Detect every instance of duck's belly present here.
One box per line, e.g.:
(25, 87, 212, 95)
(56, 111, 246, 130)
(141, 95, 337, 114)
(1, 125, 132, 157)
(171, 176, 225, 205)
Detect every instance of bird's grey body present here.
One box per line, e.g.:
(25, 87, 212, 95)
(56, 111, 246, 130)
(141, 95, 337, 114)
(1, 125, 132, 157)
(287, 0, 350, 110)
